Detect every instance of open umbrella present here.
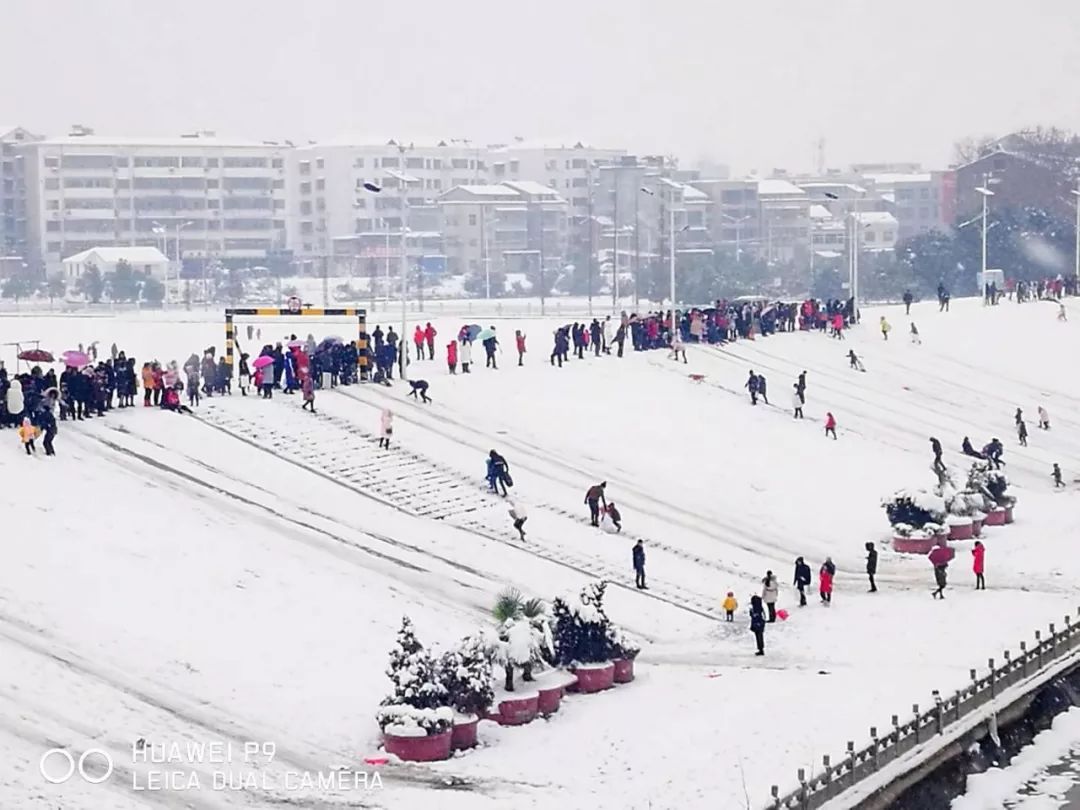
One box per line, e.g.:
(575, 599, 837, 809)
(61, 350, 90, 368)
(928, 545, 954, 567)
(252, 355, 274, 370)
(464, 324, 482, 341)
(477, 328, 496, 342)
(18, 349, 54, 363)
(287, 339, 304, 350)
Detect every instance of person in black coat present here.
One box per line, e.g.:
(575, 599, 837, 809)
(632, 540, 646, 590)
(865, 542, 878, 592)
(793, 556, 812, 606)
(930, 437, 944, 471)
(903, 289, 913, 315)
(749, 595, 766, 655)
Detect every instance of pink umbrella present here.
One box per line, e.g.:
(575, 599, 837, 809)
(252, 355, 274, 370)
(62, 350, 90, 368)
(928, 546, 954, 567)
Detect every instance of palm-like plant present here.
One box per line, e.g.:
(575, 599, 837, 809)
(491, 588, 549, 691)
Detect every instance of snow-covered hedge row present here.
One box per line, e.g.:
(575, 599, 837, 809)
(376, 704, 454, 737)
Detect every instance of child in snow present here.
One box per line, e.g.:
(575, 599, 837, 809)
(378, 409, 393, 449)
(972, 541, 986, 590)
(819, 558, 835, 604)
(1018, 419, 1028, 447)
(825, 412, 837, 440)
(600, 502, 622, 533)
(18, 417, 36, 455)
(880, 316, 891, 340)
(1038, 406, 1050, 430)
(515, 330, 526, 366)
(459, 338, 472, 374)
(848, 349, 865, 371)
(446, 341, 458, 375)
(910, 322, 921, 344)
(238, 353, 251, 396)
(408, 379, 431, 403)
(669, 333, 687, 364)
(723, 592, 738, 622)
(749, 595, 766, 656)
(508, 500, 527, 541)
(792, 384, 804, 419)
(1053, 463, 1065, 488)
(301, 374, 315, 413)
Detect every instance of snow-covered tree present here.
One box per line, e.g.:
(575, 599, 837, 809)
(439, 635, 494, 716)
(552, 581, 620, 666)
(491, 589, 551, 691)
(381, 616, 446, 711)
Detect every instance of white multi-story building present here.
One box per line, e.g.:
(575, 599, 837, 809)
(287, 137, 487, 269)
(18, 129, 289, 275)
(1, 125, 41, 259)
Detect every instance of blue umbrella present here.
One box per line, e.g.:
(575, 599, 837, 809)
(465, 324, 482, 341)
(477, 328, 496, 342)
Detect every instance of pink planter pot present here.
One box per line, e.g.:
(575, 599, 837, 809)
(451, 717, 479, 751)
(570, 662, 616, 694)
(497, 693, 539, 726)
(612, 658, 635, 683)
(948, 521, 974, 541)
(1005, 506, 1015, 524)
(536, 685, 564, 716)
(892, 535, 939, 554)
(984, 508, 1006, 527)
(383, 729, 452, 762)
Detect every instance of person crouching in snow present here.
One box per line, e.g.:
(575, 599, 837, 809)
(749, 595, 766, 656)
(508, 500, 527, 541)
(301, 374, 315, 413)
(378, 408, 393, 449)
(1038, 406, 1050, 430)
(819, 558, 835, 604)
(18, 416, 36, 455)
(722, 592, 738, 622)
(601, 502, 622, 533)
(162, 385, 193, 414)
(408, 379, 431, 403)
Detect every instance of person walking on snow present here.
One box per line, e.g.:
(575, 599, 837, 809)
(508, 500, 527, 541)
(825, 412, 838, 440)
(880, 316, 891, 341)
(972, 540, 986, 590)
(482, 327, 499, 369)
(632, 540, 647, 589)
(761, 571, 779, 622)
(792, 384, 804, 419)
(848, 349, 865, 372)
(793, 557, 812, 606)
(487, 450, 512, 496)
(603, 316, 613, 355)
(1018, 419, 1028, 447)
(424, 323, 437, 360)
(930, 437, 944, 472)
(819, 558, 835, 604)
(865, 542, 878, 592)
(910, 321, 921, 344)
(749, 595, 766, 656)
(18, 416, 36, 455)
(797, 370, 807, 402)
(1015, 407, 1023, 428)
(745, 371, 759, 405)
(446, 340, 458, 374)
(1053, 463, 1065, 488)
(585, 482, 607, 526)
(903, 289, 913, 315)
(459, 338, 472, 374)
(931, 555, 949, 599)
(413, 326, 425, 363)
(669, 332, 687, 363)
(723, 592, 738, 622)
(515, 330, 526, 366)
(757, 374, 769, 405)
(301, 374, 316, 413)
(378, 408, 393, 449)
(1038, 406, 1050, 430)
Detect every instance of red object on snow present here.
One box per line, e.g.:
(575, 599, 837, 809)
(363, 756, 389, 766)
(776, 609, 790, 621)
(570, 662, 616, 694)
(382, 729, 452, 762)
(450, 717, 479, 751)
(689, 374, 706, 382)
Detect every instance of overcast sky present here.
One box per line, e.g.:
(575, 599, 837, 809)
(4, 0, 1079, 174)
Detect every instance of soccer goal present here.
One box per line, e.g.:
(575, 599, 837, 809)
(224, 297, 369, 377)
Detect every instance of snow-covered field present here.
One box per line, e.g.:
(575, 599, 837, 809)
(2, 296, 1079, 809)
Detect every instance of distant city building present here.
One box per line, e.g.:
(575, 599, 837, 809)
(0, 125, 42, 259)
(953, 149, 1072, 223)
(61, 245, 169, 281)
(18, 129, 289, 276)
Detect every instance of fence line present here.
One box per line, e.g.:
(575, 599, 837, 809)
(767, 607, 1080, 810)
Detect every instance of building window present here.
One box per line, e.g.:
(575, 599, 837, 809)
(354, 198, 366, 209)
(354, 157, 365, 168)
(299, 161, 311, 175)
(45, 178, 59, 190)
(206, 158, 219, 168)
(181, 157, 204, 168)
(883, 231, 894, 242)
(272, 158, 284, 169)
(272, 179, 284, 189)
(315, 178, 325, 190)
(452, 158, 469, 169)
(864, 231, 876, 242)
(300, 201, 312, 215)
(315, 158, 324, 169)
(44, 157, 60, 168)
(469, 214, 477, 226)
(406, 157, 424, 169)
(300, 182, 311, 194)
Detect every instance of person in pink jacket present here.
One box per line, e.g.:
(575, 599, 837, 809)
(972, 541, 986, 590)
(378, 408, 393, 450)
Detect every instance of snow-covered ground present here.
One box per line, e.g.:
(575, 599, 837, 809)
(2, 296, 1079, 809)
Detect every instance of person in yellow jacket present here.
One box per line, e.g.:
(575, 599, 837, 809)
(18, 417, 37, 455)
(880, 316, 892, 341)
(722, 592, 738, 622)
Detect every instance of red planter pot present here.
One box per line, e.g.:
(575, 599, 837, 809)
(892, 535, 939, 554)
(451, 716, 479, 751)
(948, 521, 974, 541)
(612, 658, 635, 683)
(383, 729, 452, 762)
(536, 685, 564, 716)
(570, 662, 616, 694)
(497, 693, 539, 726)
(1005, 506, 1015, 524)
(984, 508, 1006, 527)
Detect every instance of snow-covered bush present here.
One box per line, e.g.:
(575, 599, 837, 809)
(882, 489, 947, 534)
(966, 462, 1016, 509)
(491, 588, 552, 692)
(552, 580, 625, 667)
(439, 634, 495, 717)
(376, 704, 453, 737)
(379, 616, 448, 731)
(607, 626, 641, 661)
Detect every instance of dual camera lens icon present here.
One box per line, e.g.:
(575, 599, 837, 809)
(39, 748, 114, 785)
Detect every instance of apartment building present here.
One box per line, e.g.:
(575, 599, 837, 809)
(438, 181, 568, 278)
(287, 137, 486, 269)
(0, 125, 41, 258)
(860, 172, 944, 240)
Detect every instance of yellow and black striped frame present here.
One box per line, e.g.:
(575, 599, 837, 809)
(224, 307, 368, 375)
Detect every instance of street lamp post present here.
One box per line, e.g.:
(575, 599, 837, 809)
(640, 185, 678, 316)
(151, 223, 168, 308)
(1071, 183, 1080, 291)
(975, 183, 996, 293)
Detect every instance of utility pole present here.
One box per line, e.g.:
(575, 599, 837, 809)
(538, 200, 545, 316)
(612, 170, 619, 310)
(633, 168, 640, 310)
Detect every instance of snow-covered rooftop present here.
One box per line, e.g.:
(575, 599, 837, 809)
(757, 178, 807, 197)
(504, 180, 565, 199)
(809, 204, 834, 220)
(862, 172, 933, 186)
(491, 138, 624, 153)
(63, 246, 168, 264)
(853, 211, 899, 225)
(35, 134, 284, 149)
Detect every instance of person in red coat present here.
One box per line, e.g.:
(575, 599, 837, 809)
(515, 330, 526, 366)
(446, 340, 458, 375)
(825, 412, 837, 440)
(972, 540, 986, 590)
(819, 558, 835, 605)
(424, 323, 437, 360)
(413, 326, 425, 361)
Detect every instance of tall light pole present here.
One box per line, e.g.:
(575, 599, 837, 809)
(172, 220, 194, 306)
(975, 183, 995, 292)
(1071, 183, 1080, 291)
(152, 223, 168, 308)
(640, 185, 677, 315)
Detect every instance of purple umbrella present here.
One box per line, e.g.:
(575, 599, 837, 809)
(252, 355, 274, 370)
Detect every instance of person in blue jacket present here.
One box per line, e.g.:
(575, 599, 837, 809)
(749, 595, 766, 655)
(487, 450, 510, 496)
